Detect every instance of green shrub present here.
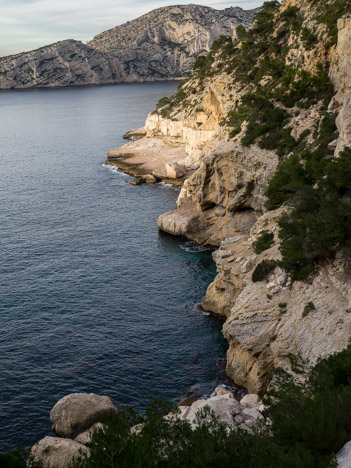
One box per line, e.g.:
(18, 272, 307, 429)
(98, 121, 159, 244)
(301, 27, 318, 49)
(313, 0, 351, 45)
(264, 343, 351, 463)
(281, 6, 303, 32)
(253, 231, 274, 254)
(266, 146, 351, 280)
(193, 54, 215, 77)
(303, 301, 316, 317)
(252, 260, 277, 282)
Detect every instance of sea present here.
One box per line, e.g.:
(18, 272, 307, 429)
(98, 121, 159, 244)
(0, 82, 228, 450)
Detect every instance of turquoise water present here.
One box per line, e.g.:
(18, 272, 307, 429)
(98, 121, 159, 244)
(0, 82, 228, 450)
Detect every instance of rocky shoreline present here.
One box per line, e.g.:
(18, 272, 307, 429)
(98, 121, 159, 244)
(30, 388, 265, 467)
(104, 1, 351, 398)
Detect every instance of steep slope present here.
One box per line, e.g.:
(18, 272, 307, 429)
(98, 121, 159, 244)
(0, 40, 126, 89)
(88, 4, 258, 79)
(135, 0, 351, 393)
(0, 4, 257, 89)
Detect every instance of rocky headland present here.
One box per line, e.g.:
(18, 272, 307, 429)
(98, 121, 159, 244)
(0, 5, 257, 89)
(107, 0, 351, 395)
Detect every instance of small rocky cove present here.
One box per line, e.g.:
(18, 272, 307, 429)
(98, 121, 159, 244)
(27, 0, 351, 465)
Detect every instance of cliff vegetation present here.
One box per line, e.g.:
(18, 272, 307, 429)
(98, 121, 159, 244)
(154, 0, 351, 394)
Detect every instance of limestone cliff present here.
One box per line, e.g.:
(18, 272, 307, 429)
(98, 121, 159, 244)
(0, 5, 257, 89)
(0, 40, 126, 89)
(143, 0, 351, 393)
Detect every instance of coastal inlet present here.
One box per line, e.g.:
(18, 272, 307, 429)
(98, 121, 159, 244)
(0, 82, 228, 451)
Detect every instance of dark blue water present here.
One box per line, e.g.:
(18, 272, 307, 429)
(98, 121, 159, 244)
(0, 82, 228, 450)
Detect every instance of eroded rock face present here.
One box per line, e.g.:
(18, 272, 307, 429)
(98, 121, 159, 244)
(329, 15, 351, 154)
(158, 141, 278, 246)
(330, 15, 351, 105)
(223, 245, 351, 395)
(335, 92, 351, 154)
(201, 209, 285, 317)
(50, 393, 118, 439)
(30, 436, 89, 468)
(152, 3, 351, 397)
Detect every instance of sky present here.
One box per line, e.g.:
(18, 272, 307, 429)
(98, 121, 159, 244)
(0, 0, 264, 57)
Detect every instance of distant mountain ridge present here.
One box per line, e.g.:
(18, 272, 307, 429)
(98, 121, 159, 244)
(0, 4, 258, 89)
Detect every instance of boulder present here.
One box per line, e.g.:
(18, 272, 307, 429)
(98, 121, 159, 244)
(142, 174, 157, 184)
(178, 396, 198, 407)
(337, 440, 351, 468)
(242, 407, 263, 421)
(50, 393, 118, 439)
(240, 394, 261, 409)
(214, 386, 234, 398)
(129, 177, 144, 185)
(165, 162, 186, 179)
(30, 436, 89, 468)
(74, 422, 104, 445)
(185, 396, 241, 427)
(123, 128, 147, 140)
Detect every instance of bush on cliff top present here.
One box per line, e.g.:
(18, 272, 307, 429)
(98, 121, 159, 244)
(253, 231, 275, 254)
(265, 146, 351, 280)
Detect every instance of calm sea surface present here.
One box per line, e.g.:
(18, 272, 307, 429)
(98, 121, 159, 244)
(0, 82, 228, 450)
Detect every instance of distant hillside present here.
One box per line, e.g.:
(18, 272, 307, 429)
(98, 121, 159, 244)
(88, 5, 257, 79)
(0, 4, 258, 89)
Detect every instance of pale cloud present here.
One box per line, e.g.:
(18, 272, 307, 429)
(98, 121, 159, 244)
(0, 0, 264, 57)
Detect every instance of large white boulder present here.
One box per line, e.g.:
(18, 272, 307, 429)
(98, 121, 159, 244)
(240, 394, 261, 409)
(185, 396, 241, 427)
(74, 422, 104, 445)
(165, 162, 186, 179)
(30, 436, 89, 468)
(337, 441, 351, 468)
(50, 393, 118, 439)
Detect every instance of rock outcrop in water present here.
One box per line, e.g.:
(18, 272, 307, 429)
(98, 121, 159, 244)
(110, 0, 351, 394)
(0, 5, 257, 89)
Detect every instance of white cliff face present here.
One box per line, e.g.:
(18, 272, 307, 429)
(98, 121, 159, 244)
(330, 16, 351, 104)
(145, 71, 239, 167)
(0, 5, 257, 89)
(222, 238, 351, 394)
(158, 141, 279, 246)
(330, 15, 351, 154)
(145, 113, 218, 167)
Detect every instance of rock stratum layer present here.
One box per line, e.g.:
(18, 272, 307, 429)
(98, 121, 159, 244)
(109, 0, 351, 395)
(0, 5, 257, 89)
